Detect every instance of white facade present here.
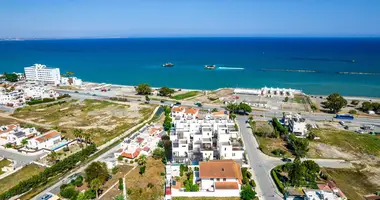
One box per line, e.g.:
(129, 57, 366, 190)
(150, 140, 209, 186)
(283, 112, 308, 137)
(61, 77, 83, 86)
(27, 130, 61, 149)
(304, 189, 340, 200)
(24, 64, 61, 85)
(171, 107, 244, 162)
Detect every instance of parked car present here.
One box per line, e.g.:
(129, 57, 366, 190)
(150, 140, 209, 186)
(160, 100, 165, 103)
(40, 193, 52, 200)
(281, 157, 292, 162)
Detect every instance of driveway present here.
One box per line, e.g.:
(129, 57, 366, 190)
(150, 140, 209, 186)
(0, 148, 46, 168)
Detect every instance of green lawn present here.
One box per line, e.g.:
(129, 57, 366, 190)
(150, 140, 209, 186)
(172, 91, 201, 100)
(322, 168, 379, 200)
(0, 164, 45, 194)
(314, 128, 380, 156)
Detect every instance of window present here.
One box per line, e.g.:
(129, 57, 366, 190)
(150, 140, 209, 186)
(232, 153, 235, 156)
(216, 178, 220, 181)
(211, 178, 214, 181)
(223, 178, 226, 181)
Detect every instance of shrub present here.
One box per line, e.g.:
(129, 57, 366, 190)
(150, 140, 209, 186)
(249, 179, 256, 188)
(112, 167, 119, 174)
(271, 168, 284, 193)
(194, 167, 199, 171)
(349, 110, 357, 114)
(73, 175, 83, 187)
(118, 155, 123, 161)
(147, 183, 154, 188)
(139, 166, 146, 175)
(271, 149, 286, 156)
(127, 188, 132, 195)
(84, 189, 96, 199)
(119, 178, 123, 190)
(60, 185, 78, 199)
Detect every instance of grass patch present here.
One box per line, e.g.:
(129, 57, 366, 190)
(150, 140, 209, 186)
(0, 164, 45, 194)
(314, 128, 380, 156)
(172, 91, 200, 100)
(256, 136, 292, 157)
(293, 95, 307, 104)
(0, 159, 11, 175)
(125, 157, 165, 200)
(322, 168, 380, 200)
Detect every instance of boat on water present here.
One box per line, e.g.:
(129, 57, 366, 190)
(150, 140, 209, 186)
(204, 65, 216, 70)
(162, 62, 174, 67)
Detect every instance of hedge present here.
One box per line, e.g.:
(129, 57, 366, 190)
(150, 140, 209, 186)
(271, 167, 284, 194)
(0, 144, 97, 200)
(27, 98, 56, 105)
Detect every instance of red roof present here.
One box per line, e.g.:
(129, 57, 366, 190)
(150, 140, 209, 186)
(215, 182, 239, 190)
(0, 124, 18, 134)
(143, 146, 150, 152)
(185, 108, 199, 115)
(121, 148, 141, 159)
(35, 130, 60, 143)
(165, 187, 171, 195)
(136, 137, 144, 143)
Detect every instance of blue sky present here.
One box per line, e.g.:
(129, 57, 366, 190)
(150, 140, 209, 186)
(0, 0, 379, 38)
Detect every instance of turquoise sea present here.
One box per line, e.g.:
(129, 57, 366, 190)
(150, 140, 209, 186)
(1, 37, 380, 97)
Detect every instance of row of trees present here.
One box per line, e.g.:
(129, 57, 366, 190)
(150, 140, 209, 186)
(135, 83, 175, 97)
(283, 158, 320, 187)
(0, 144, 97, 200)
(240, 167, 256, 200)
(272, 118, 288, 137)
(163, 106, 172, 133)
(361, 101, 380, 113)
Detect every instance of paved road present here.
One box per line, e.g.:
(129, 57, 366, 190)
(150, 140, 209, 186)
(237, 116, 353, 200)
(0, 148, 46, 168)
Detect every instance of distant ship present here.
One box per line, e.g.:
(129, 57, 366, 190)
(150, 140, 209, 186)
(204, 65, 216, 70)
(162, 62, 174, 67)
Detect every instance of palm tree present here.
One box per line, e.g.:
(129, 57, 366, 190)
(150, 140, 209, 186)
(73, 129, 83, 140)
(90, 178, 102, 199)
(47, 151, 58, 164)
(137, 155, 147, 166)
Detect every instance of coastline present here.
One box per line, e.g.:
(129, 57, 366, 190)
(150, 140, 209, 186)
(82, 81, 380, 101)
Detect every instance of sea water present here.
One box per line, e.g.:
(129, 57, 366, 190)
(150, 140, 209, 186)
(1, 37, 380, 97)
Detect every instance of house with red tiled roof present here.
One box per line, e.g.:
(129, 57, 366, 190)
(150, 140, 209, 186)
(27, 130, 61, 149)
(317, 180, 347, 200)
(199, 160, 243, 192)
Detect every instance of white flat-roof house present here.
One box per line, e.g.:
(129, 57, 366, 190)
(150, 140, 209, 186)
(283, 112, 308, 137)
(6, 131, 27, 145)
(24, 64, 61, 85)
(171, 107, 244, 163)
(27, 130, 61, 149)
(61, 77, 83, 86)
(199, 160, 243, 193)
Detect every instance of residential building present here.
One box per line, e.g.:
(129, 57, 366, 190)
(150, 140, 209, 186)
(199, 160, 243, 192)
(6, 131, 27, 145)
(27, 130, 61, 149)
(170, 107, 244, 163)
(317, 181, 347, 200)
(304, 189, 338, 200)
(61, 77, 83, 86)
(24, 64, 61, 85)
(283, 112, 308, 137)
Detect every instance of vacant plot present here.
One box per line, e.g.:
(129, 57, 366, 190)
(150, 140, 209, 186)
(125, 157, 165, 200)
(99, 165, 134, 200)
(0, 159, 11, 175)
(12, 99, 156, 145)
(172, 91, 201, 100)
(292, 94, 307, 104)
(322, 168, 380, 200)
(313, 128, 380, 157)
(0, 164, 45, 194)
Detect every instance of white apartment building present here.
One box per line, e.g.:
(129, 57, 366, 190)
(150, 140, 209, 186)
(24, 64, 61, 85)
(283, 112, 308, 137)
(170, 107, 244, 163)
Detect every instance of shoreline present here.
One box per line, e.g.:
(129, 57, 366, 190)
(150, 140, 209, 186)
(81, 81, 380, 101)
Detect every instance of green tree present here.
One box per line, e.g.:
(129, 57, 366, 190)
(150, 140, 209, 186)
(90, 178, 102, 199)
(159, 86, 175, 97)
(85, 162, 109, 184)
(288, 158, 306, 187)
(325, 93, 347, 113)
(238, 103, 252, 113)
(60, 185, 78, 199)
(152, 147, 165, 160)
(5, 143, 12, 148)
(4, 73, 18, 82)
(137, 155, 147, 166)
(136, 83, 152, 95)
(285, 97, 289, 102)
(211, 108, 218, 112)
(139, 166, 146, 175)
(145, 95, 150, 102)
(240, 185, 256, 200)
(21, 138, 28, 146)
(351, 100, 360, 105)
(288, 134, 309, 158)
(362, 101, 374, 112)
(75, 192, 87, 200)
(118, 178, 123, 190)
(73, 129, 83, 140)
